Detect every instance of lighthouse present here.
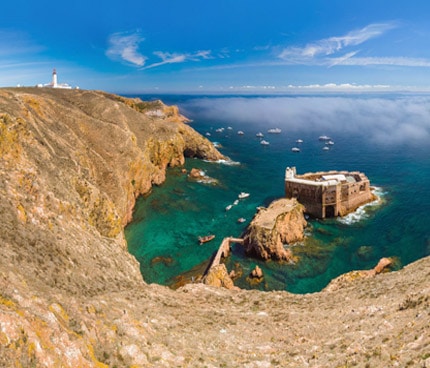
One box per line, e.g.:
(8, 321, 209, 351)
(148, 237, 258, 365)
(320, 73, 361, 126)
(36, 69, 72, 89)
(51, 69, 58, 88)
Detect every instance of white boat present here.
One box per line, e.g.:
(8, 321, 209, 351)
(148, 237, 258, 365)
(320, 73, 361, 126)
(238, 192, 250, 199)
(256, 132, 264, 137)
(319, 135, 331, 141)
(326, 140, 335, 145)
(233, 200, 239, 205)
(296, 139, 303, 143)
(291, 147, 300, 152)
(322, 146, 330, 151)
(227, 126, 233, 130)
(237, 217, 246, 223)
(260, 140, 270, 145)
(267, 128, 282, 134)
(205, 132, 211, 136)
(215, 128, 225, 133)
(225, 204, 233, 211)
(237, 130, 244, 135)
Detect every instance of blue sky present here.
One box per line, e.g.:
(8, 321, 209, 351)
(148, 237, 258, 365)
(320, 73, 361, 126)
(3, 0, 430, 93)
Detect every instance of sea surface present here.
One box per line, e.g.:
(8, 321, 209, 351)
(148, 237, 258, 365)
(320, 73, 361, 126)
(125, 94, 430, 293)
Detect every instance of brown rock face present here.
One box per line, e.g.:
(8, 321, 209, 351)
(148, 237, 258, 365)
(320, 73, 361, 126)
(324, 257, 394, 292)
(0, 87, 225, 298)
(203, 264, 236, 289)
(243, 198, 307, 261)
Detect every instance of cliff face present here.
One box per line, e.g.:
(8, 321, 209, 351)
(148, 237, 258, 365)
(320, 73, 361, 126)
(0, 88, 429, 367)
(243, 198, 307, 261)
(0, 88, 224, 297)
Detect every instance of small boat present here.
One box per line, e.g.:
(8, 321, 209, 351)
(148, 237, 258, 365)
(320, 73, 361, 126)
(296, 139, 303, 143)
(237, 130, 244, 135)
(326, 140, 335, 145)
(237, 217, 246, 223)
(267, 128, 281, 134)
(227, 126, 233, 130)
(215, 128, 225, 133)
(322, 146, 330, 151)
(225, 204, 233, 211)
(238, 192, 250, 199)
(198, 234, 215, 244)
(233, 200, 239, 205)
(260, 140, 270, 145)
(256, 132, 264, 137)
(205, 132, 211, 136)
(291, 147, 300, 152)
(319, 135, 331, 141)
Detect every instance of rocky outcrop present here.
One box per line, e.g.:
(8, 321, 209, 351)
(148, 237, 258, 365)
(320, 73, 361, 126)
(243, 198, 307, 261)
(324, 257, 394, 292)
(203, 264, 236, 289)
(0, 88, 429, 367)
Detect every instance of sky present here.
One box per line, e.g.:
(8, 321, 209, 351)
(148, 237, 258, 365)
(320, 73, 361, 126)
(3, 0, 430, 93)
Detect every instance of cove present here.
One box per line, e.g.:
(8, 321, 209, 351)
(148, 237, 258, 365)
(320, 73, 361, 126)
(125, 94, 430, 293)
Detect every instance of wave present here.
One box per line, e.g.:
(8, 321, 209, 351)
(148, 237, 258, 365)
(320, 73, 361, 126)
(337, 186, 386, 225)
(205, 158, 241, 166)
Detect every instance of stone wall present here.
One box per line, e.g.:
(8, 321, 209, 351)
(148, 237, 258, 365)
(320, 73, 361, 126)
(285, 168, 374, 218)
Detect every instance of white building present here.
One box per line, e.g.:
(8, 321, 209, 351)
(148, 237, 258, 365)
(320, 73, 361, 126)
(37, 69, 72, 89)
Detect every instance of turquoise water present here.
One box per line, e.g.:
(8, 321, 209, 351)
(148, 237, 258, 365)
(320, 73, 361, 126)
(125, 94, 430, 293)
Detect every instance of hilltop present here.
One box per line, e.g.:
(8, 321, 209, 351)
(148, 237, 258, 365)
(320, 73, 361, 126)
(0, 88, 428, 367)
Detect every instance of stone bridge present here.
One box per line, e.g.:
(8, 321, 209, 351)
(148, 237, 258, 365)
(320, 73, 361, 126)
(202, 237, 243, 280)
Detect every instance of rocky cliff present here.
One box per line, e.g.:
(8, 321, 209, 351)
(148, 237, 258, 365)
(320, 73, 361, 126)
(243, 198, 307, 261)
(0, 88, 429, 367)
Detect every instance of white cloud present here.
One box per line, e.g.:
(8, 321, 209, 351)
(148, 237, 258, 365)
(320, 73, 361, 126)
(142, 50, 212, 70)
(278, 22, 397, 64)
(106, 32, 147, 66)
(327, 56, 430, 67)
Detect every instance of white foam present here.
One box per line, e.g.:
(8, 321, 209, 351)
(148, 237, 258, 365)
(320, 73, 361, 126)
(337, 187, 386, 225)
(205, 158, 241, 166)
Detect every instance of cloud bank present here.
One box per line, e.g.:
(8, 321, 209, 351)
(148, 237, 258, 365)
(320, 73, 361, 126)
(183, 95, 430, 145)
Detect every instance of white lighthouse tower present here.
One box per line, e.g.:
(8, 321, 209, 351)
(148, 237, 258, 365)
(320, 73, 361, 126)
(37, 69, 72, 89)
(51, 68, 58, 88)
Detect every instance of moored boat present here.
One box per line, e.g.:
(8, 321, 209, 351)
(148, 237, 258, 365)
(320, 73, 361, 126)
(238, 192, 250, 199)
(260, 140, 270, 145)
(198, 234, 215, 244)
(267, 128, 281, 134)
(291, 147, 300, 152)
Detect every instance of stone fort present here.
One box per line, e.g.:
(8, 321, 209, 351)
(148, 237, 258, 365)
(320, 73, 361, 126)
(285, 167, 375, 219)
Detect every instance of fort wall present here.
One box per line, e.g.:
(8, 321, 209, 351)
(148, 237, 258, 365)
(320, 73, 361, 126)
(285, 167, 374, 218)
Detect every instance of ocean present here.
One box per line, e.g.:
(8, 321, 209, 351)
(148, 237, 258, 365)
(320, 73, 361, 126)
(125, 94, 430, 293)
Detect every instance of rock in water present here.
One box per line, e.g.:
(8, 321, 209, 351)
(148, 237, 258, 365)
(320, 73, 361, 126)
(250, 265, 264, 279)
(242, 198, 307, 261)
